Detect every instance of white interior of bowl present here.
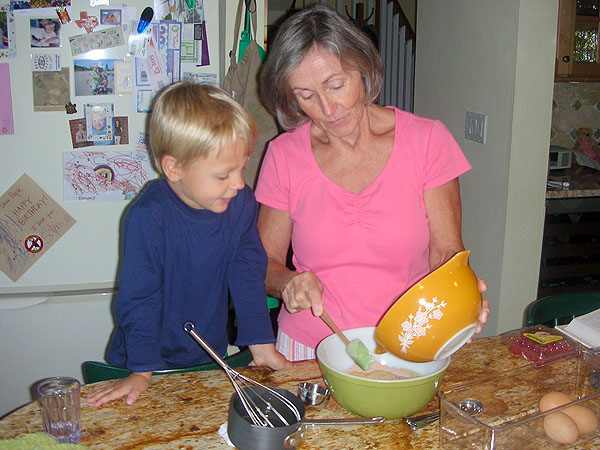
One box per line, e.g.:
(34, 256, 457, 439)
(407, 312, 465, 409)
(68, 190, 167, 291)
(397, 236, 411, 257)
(316, 326, 450, 381)
(434, 323, 477, 361)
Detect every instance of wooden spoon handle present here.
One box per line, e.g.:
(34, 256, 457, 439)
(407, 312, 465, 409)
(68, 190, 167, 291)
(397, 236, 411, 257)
(321, 310, 350, 346)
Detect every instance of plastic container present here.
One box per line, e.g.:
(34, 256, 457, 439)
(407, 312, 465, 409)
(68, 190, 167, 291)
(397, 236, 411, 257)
(500, 325, 580, 366)
(438, 349, 600, 449)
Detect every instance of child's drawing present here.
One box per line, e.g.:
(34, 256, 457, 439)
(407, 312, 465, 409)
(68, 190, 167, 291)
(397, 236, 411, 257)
(63, 151, 157, 201)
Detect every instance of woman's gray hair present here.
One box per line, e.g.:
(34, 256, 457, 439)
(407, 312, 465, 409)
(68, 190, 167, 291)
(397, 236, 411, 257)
(260, 5, 384, 131)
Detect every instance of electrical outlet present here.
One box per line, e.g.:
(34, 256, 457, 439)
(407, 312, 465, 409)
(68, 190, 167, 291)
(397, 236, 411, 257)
(465, 112, 487, 144)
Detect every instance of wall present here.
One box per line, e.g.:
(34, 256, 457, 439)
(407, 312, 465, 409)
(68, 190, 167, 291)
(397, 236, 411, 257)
(414, 0, 558, 336)
(551, 82, 600, 149)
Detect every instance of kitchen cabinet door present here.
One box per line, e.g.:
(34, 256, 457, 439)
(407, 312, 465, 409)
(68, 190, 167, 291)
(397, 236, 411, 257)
(556, 0, 600, 80)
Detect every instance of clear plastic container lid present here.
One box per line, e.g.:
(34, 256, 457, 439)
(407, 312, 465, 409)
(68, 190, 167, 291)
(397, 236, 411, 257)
(501, 325, 581, 366)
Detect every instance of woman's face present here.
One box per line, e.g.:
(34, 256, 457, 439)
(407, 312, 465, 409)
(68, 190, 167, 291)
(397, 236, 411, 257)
(288, 45, 366, 139)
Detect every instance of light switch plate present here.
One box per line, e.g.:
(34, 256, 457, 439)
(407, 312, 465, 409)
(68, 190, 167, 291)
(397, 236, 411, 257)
(465, 112, 487, 144)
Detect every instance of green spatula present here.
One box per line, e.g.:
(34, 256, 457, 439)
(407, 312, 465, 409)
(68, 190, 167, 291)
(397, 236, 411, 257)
(321, 310, 374, 371)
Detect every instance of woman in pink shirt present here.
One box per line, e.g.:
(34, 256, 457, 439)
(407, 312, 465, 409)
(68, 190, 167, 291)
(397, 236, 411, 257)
(255, 6, 490, 361)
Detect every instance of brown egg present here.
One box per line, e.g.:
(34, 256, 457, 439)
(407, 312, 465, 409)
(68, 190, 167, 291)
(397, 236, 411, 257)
(539, 391, 573, 412)
(543, 411, 580, 444)
(563, 404, 599, 435)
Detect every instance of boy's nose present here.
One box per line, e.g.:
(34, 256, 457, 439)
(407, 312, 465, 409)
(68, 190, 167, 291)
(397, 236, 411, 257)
(231, 172, 245, 190)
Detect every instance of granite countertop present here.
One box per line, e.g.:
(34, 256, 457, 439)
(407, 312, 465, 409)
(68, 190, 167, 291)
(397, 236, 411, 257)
(0, 335, 598, 449)
(547, 165, 600, 199)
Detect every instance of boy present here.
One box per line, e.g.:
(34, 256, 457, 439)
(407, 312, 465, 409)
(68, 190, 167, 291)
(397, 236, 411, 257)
(88, 83, 291, 407)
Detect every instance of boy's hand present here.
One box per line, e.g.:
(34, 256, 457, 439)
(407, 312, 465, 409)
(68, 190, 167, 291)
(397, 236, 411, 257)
(86, 372, 151, 407)
(248, 343, 294, 370)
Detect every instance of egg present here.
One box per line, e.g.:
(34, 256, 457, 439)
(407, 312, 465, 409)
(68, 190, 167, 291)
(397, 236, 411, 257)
(543, 411, 580, 444)
(539, 391, 573, 412)
(563, 404, 599, 435)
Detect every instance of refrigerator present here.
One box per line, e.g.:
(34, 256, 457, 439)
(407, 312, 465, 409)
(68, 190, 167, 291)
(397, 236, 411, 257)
(0, 0, 264, 417)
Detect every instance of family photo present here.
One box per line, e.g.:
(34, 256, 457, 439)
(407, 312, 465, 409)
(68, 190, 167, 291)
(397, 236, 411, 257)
(30, 18, 61, 48)
(73, 59, 117, 96)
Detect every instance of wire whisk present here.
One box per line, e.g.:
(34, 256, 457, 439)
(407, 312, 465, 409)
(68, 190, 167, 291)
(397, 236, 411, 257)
(183, 322, 302, 427)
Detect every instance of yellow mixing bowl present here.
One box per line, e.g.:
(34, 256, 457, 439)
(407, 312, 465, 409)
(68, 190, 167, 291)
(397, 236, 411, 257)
(374, 250, 482, 363)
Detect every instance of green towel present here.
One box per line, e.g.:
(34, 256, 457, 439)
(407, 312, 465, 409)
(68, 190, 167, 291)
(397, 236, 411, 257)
(0, 433, 87, 449)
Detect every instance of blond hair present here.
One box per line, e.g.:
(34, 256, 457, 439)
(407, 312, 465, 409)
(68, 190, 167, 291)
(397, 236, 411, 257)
(149, 82, 257, 174)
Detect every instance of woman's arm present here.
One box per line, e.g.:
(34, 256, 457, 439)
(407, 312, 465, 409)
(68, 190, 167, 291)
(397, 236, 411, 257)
(424, 178, 465, 270)
(257, 205, 324, 315)
(424, 178, 490, 335)
(257, 205, 295, 295)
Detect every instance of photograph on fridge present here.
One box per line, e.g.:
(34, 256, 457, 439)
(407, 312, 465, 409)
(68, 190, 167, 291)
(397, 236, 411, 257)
(0, 9, 7, 48)
(73, 59, 118, 96)
(10, 0, 70, 8)
(68, 118, 92, 148)
(84, 103, 113, 142)
(113, 116, 128, 145)
(30, 18, 61, 48)
(100, 9, 121, 25)
(32, 67, 69, 111)
(0, 4, 16, 58)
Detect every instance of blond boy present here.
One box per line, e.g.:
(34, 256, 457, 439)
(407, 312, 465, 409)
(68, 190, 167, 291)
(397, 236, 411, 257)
(88, 83, 291, 407)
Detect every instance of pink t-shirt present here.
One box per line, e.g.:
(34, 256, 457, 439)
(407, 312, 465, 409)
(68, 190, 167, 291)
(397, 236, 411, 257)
(255, 107, 471, 349)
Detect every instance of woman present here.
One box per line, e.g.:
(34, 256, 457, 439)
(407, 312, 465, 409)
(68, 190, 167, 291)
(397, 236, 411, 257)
(256, 6, 490, 361)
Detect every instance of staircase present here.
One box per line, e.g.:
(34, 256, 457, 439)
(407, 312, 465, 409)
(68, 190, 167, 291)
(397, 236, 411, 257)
(376, 0, 415, 111)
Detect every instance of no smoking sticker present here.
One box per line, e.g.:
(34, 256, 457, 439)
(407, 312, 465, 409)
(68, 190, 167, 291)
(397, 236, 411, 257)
(25, 235, 43, 253)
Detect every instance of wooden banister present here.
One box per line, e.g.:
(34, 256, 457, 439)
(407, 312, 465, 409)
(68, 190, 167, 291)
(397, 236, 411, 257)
(376, 0, 416, 45)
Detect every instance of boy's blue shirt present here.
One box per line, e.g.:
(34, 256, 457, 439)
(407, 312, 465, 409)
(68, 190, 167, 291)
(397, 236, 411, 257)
(108, 178, 274, 372)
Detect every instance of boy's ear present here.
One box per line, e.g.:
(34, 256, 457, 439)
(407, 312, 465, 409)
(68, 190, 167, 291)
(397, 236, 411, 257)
(161, 155, 181, 182)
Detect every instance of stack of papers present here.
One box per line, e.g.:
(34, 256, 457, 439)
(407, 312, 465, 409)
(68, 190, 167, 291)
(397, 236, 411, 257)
(557, 308, 600, 348)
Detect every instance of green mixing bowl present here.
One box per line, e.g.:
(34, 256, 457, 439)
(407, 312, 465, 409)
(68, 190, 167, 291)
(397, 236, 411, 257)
(316, 327, 450, 419)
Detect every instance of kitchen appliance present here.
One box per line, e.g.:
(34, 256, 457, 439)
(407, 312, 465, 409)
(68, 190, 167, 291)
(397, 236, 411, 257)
(549, 145, 573, 170)
(0, 0, 241, 418)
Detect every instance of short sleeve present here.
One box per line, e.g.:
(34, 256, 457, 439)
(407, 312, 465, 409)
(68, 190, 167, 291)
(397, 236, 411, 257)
(255, 141, 291, 212)
(422, 120, 471, 191)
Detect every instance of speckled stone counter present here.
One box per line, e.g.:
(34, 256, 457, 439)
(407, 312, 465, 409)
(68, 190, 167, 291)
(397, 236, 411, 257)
(0, 335, 594, 449)
(547, 165, 600, 199)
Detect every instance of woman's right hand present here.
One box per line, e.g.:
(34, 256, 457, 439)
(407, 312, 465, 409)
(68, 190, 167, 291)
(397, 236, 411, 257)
(281, 271, 324, 316)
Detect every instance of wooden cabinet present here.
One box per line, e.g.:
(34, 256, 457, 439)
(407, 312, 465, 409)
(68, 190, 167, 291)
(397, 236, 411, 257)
(538, 197, 600, 298)
(556, 0, 600, 80)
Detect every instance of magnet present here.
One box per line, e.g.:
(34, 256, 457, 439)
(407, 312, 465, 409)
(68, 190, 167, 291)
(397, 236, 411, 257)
(65, 102, 77, 114)
(137, 7, 154, 34)
(75, 11, 99, 34)
(55, 7, 71, 25)
(25, 235, 43, 254)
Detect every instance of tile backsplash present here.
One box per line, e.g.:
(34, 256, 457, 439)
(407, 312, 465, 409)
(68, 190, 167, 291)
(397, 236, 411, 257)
(551, 82, 600, 149)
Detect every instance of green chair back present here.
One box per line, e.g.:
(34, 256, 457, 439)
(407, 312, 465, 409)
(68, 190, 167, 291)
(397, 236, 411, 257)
(83, 349, 253, 384)
(524, 291, 600, 327)
(83, 297, 282, 384)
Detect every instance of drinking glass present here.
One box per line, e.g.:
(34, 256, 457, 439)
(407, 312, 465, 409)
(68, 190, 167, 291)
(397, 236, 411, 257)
(37, 376, 81, 443)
